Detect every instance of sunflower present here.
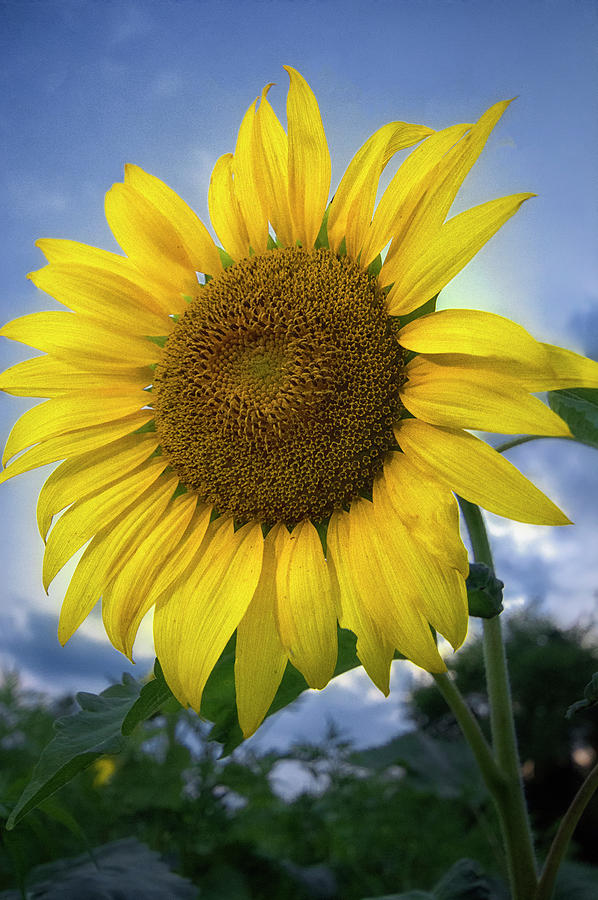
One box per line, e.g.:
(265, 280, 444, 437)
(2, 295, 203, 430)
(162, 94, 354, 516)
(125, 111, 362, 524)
(2, 67, 598, 738)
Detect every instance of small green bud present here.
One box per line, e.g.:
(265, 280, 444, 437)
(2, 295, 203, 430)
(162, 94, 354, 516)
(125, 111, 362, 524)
(466, 563, 504, 619)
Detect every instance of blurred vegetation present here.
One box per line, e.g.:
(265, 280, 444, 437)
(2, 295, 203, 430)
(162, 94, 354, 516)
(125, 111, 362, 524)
(0, 611, 597, 898)
(410, 611, 598, 863)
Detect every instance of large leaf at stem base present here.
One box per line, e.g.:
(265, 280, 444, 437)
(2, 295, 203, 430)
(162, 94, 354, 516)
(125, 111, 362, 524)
(6, 676, 141, 830)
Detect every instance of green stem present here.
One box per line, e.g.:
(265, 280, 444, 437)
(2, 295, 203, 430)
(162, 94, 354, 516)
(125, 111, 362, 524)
(494, 435, 559, 454)
(493, 434, 598, 455)
(535, 760, 598, 900)
(431, 672, 503, 797)
(458, 497, 538, 899)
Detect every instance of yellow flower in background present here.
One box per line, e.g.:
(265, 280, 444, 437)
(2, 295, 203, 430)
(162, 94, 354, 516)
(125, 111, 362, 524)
(92, 756, 117, 788)
(2, 67, 598, 738)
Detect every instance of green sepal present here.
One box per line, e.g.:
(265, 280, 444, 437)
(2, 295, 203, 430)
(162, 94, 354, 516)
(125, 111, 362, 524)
(466, 563, 504, 619)
(134, 421, 156, 434)
(368, 253, 383, 278)
(398, 294, 438, 328)
(218, 247, 235, 269)
(146, 335, 168, 348)
(314, 517, 329, 555)
(566, 672, 598, 719)
(547, 387, 598, 449)
(314, 204, 330, 249)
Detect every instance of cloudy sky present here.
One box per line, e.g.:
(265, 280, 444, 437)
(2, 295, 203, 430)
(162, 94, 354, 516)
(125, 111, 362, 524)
(0, 0, 596, 751)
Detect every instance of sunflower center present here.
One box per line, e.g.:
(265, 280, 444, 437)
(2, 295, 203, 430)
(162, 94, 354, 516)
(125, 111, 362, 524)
(153, 247, 406, 527)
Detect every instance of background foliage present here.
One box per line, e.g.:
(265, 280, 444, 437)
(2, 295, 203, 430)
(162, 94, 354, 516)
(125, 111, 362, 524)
(1, 612, 597, 898)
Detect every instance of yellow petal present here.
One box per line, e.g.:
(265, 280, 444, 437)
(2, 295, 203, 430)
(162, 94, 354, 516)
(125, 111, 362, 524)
(254, 84, 294, 246)
(387, 193, 534, 315)
(523, 344, 598, 391)
(43, 455, 169, 590)
(208, 153, 250, 261)
(327, 510, 395, 694)
(58, 474, 177, 644)
(235, 522, 288, 737)
(400, 355, 571, 435)
(105, 183, 199, 293)
(3, 389, 149, 466)
(284, 66, 331, 248)
(0, 411, 153, 484)
(372, 470, 468, 650)
(102, 492, 198, 658)
(0, 311, 158, 371)
(327, 121, 433, 257)
(328, 497, 446, 671)
(35, 239, 187, 315)
(398, 308, 551, 367)
(381, 451, 468, 578)
(233, 100, 270, 253)
(0, 355, 149, 398)
(141, 503, 213, 611)
(405, 344, 598, 394)
(36, 432, 161, 540)
(275, 519, 337, 689)
(29, 264, 174, 334)
(363, 124, 470, 270)
(382, 100, 512, 285)
(154, 517, 264, 712)
(124, 164, 222, 275)
(396, 418, 570, 525)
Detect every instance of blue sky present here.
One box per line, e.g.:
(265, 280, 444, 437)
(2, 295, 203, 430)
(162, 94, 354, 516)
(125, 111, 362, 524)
(0, 0, 597, 750)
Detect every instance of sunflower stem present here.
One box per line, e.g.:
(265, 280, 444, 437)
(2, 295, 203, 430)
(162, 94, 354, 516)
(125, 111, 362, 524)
(431, 672, 503, 796)
(494, 435, 555, 453)
(457, 497, 538, 900)
(535, 759, 598, 900)
(495, 434, 598, 454)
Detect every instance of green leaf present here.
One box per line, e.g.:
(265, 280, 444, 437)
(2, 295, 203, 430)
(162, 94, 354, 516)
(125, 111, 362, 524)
(566, 672, 598, 719)
(361, 893, 433, 900)
(361, 859, 506, 900)
(6, 676, 141, 830)
(466, 563, 504, 619)
(553, 861, 598, 899)
(547, 387, 598, 449)
(37, 797, 90, 845)
(0, 837, 199, 899)
(433, 858, 502, 899)
(121, 659, 178, 736)
(202, 628, 397, 755)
